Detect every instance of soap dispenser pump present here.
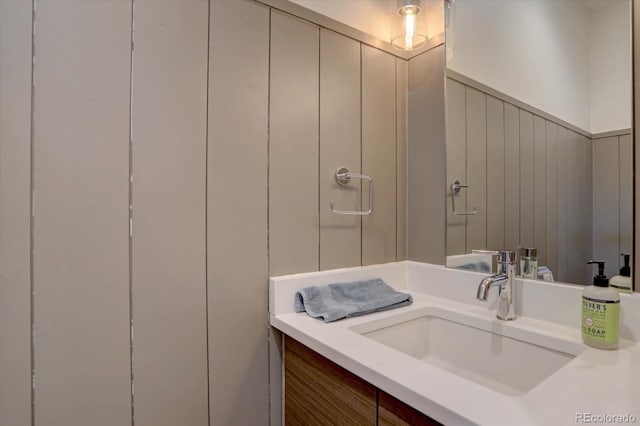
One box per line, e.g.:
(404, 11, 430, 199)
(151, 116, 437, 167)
(610, 253, 632, 293)
(582, 261, 620, 349)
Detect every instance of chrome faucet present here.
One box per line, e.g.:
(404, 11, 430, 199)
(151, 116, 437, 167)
(476, 251, 517, 320)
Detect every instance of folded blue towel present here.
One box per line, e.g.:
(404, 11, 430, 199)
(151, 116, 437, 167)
(454, 261, 491, 273)
(294, 278, 413, 323)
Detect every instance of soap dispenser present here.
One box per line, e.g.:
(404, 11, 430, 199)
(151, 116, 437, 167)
(582, 261, 620, 350)
(610, 253, 632, 293)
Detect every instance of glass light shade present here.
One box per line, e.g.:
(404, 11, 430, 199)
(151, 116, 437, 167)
(391, 3, 427, 50)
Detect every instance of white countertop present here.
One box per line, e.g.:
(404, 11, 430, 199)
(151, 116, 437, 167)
(269, 261, 640, 426)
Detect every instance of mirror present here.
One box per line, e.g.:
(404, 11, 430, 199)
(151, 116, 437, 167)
(444, 0, 633, 291)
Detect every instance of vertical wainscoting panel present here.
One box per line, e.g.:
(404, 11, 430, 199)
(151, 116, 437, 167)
(319, 29, 361, 270)
(209, 1, 270, 424)
(533, 116, 547, 266)
(465, 87, 487, 251)
(407, 46, 446, 264)
(581, 135, 593, 284)
(556, 127, 570, 282)
(619, 134, 633, 259)
(593, 137, 621, 278)
(362, 45, 397, 265)
(0, 2, 32, 425)
(269, 11, 319, 276)
(504, 103, 520, 251)
(519, 110, 534, 248)
(445, 75, 602, 283)
(131, 1, 209, 425)
(396, 58, 408, 260)
(486, 96, 505, 251)
(566, 132, 583, 283)
(32, 2, 132, 425)
(545, 122, 559, 276)
(445, 79, 467, 255)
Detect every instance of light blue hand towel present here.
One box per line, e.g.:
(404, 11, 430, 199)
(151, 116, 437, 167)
(294, 278, 413, 323)
(454, 261, 491, 273)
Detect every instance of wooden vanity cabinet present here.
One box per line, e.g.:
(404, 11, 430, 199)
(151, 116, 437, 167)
(284, 335, 440, 425)
(378, 391, 440, 426)
(284, 335, 377, 424)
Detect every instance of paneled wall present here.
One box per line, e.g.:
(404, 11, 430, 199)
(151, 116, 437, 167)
(269, 13, 406, 275)
(131, 1, 209, 424)
(32, 3, 133, 425)
(593, 133, 633, 275)
(0, 1, 33, 425)
(446, 76, 594, 284)
(0, 1, 407, 425)
(407, 45, 447, 265)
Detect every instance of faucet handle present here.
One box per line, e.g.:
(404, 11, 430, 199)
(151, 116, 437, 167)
(518, 247, 538, 260)
(498, 251, 516, 265)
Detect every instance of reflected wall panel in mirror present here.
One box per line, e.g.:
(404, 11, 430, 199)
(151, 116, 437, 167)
(445, 0, 632, 287)
(446, 75, 596, 284)
(593, 134, 633, 275)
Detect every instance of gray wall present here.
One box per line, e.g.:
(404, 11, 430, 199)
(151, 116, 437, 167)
(592, 133, 633, 276)
(0, 2, 32, 424)
(445, 76, 594, 285)
(0, 1, 407, 425)
(407, 45, 447, 265)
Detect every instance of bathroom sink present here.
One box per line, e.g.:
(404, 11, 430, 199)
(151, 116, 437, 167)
(350, 307, 585, 396)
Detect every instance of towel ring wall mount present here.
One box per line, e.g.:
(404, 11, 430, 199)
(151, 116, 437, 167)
(330, 167, 373, 216)
(451, 179, 478, 216)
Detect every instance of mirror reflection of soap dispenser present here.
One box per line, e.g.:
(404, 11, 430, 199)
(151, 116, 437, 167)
(610, 253, 632, 294)
(582, 261, 620, 350)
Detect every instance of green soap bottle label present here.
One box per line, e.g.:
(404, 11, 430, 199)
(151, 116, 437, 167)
(582, 296, 620, 344)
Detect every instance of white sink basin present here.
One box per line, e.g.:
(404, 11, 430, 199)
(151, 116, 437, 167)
(350, 307, 585, 396)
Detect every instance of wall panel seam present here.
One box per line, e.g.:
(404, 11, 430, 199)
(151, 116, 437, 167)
(266, 6, 273, 425)
(29, 1, 36, 424)
(317, 27, 321, 270)
(395, 58, 398, 261)
(127, 0, 135, 424)
(205, 0, 212, 424)
(267, 7, 272, 299)
(502, 102, 507, 248)
(360, 43, 363, 267)
(619, 136, 623, 267)
(463, 86, 468, 252)
(484, 95, 488, 249)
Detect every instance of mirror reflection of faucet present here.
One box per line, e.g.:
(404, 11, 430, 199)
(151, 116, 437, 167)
(450, 248, 555, 281)
(517, 247, 554, 281)
(518, 247, 538, 279)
